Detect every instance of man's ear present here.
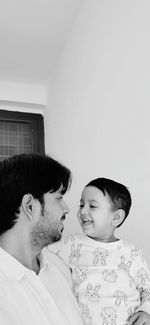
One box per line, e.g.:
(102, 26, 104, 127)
(112, 209, 125, 227)
(22, 194, 34, 220)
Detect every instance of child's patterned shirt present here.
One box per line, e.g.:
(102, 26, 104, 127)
(48, 234, 150, 325)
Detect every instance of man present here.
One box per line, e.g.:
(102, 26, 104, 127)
(0, 153, 83, 325)
(0, 153, 149, 325)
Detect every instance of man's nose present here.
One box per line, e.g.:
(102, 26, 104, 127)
(63, 201, 70, 214)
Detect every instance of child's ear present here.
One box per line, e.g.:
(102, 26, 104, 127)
(112, 209, 125, 227)
(22, 194, 34, 220)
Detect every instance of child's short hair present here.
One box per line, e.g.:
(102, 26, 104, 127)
(85, 178, 132, 227)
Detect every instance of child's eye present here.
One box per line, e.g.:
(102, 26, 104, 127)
(90, 205, 97, 209)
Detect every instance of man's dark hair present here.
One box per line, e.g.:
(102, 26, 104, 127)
(85, 177, 132, 227)
(0, 153, 71, 234)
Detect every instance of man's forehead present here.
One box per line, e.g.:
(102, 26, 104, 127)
(56, 184, 64, 194)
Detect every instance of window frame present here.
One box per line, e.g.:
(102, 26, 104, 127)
(0, 109, 45, 157)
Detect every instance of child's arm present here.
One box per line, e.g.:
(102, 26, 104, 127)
(41, 246, 84, 325)
(42, 248, 73, 289)
(133, 249, 150, 314)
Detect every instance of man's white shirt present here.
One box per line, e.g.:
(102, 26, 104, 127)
(0, 247, 83, 325)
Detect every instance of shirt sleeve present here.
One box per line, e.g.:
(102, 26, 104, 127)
(133, 248, 150, 313)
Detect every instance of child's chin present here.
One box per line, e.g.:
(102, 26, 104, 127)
(82, 227, 93, 236)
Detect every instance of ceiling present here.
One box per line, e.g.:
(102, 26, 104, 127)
(0, 0, 83, 85)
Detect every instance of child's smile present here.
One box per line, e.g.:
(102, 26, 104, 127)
(81, 217, 93, 225)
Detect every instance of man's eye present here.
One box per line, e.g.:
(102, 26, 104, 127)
(90, 205, 97, 209)
(57, 196, 63, 201)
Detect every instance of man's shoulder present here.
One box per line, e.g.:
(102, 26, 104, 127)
(42, 233, 87, 257)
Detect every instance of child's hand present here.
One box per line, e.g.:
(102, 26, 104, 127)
(127, 311, 150, 325)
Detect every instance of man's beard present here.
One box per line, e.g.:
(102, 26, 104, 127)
(30, 220, 62, 251)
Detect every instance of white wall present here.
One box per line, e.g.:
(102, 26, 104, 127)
(0, 81, 46, 113)
(45, 0, 150, 265)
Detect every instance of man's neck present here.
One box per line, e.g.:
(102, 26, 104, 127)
(0, 229, 41, 274)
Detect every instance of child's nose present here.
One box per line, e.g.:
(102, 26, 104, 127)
(81, 206, 88, 215)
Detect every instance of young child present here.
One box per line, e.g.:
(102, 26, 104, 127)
(48, 178, 150, 325)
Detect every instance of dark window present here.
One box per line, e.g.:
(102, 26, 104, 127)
(0, 110, 45, 160)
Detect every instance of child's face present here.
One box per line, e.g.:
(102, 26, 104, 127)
(77, 186, 115, 241)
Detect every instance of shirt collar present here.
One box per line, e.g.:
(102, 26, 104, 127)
(0, 247, 32, 282)
(39, 249, 48, 270)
